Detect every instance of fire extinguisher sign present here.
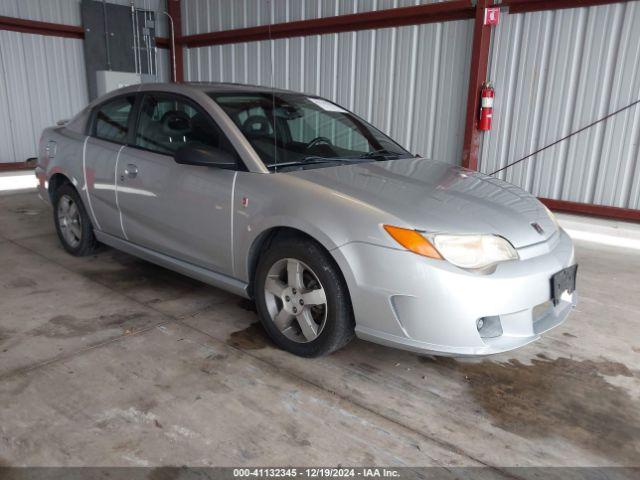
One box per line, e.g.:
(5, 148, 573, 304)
(484, 7, 500, 26)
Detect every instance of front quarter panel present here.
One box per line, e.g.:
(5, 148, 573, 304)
(233, 170, 404, 284)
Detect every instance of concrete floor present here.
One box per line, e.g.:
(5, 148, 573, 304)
(0, 189, 639, 468)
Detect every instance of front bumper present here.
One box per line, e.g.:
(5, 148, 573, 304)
(335, 228, 576, 356)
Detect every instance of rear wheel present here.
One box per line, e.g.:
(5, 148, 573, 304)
(53, 183, 98, 256)
(254, 237, 354, 357)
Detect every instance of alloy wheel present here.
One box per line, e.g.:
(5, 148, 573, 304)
(57, 194, 82, 248)
(264, 258, 328, 343)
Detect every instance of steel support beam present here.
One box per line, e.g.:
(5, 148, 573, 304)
(504, 0, 633, 14)
(0, 15, 84, 39)
(0, 15, 169, 48)
(461, 0, 492, 170)
(180, 1, 474, 48)
(540, 198, 640, 223)
(0, 161, 36, 172)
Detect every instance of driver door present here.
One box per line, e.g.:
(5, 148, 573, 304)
(115, 93, 241, 275)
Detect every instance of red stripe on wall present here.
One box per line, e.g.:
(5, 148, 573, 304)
(0, 15, 84, 39)
(540, 198, 640, 223)
(0, 161, 36, 172)
(180, 1, 475, 48)
(504, 0, 633, 14)
(0, 15, 169, 48)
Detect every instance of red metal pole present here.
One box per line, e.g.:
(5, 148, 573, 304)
(461, 0, 493, 171)
(167, 0, 184, 83)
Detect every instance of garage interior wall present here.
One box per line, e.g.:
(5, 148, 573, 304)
(0, 0, 171, 165)
(480, 1, 640, 210)
(183, 0, 473, 163)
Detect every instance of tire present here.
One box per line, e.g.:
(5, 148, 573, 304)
(52, 183, 99, 256)
(254, 237, 355, 357)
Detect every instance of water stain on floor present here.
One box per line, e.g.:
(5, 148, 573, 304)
(30, 312, 151, 338)
(4, 277, 37, 289)
(82, 251, 203, 294)
(420, 355, 640, 464)
(0, 326, 14, 345)
(227, 322, 271, 350)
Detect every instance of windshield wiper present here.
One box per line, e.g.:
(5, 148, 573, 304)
(357, 149, 403, 159)
(269, 156, 370, 169)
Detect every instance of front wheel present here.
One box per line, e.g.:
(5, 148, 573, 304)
(254, 238, 354, 357)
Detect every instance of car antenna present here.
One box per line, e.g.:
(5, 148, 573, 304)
(489, 98, 640, 176)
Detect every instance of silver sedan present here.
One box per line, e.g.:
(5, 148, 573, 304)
(36, 83, 577, 357)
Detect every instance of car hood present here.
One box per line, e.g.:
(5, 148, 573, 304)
(290, 157, 556, 248)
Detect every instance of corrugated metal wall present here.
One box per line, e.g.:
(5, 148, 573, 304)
(480, 1, 640, 210)
(0, 31, 88, 164)
(182, 0, 453, 33)
(0, 0, 171, 164)
(0, 0, 82, 24)
(182, 0, 473, 162)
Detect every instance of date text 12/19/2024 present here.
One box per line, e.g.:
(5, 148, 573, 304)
(233, 468, 400, 478)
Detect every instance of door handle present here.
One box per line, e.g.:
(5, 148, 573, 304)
(124, 164, 138, 178)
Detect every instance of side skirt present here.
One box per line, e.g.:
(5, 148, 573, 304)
(94, 231, 250, 299)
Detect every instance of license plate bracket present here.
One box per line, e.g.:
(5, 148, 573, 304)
(551, 264, 577, 306)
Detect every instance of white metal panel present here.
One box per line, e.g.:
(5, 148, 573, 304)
(480, 2, 640, 209)
(185, 17, 472, 162)
(0, 31, 88, 163)
(0, 0, 173, 163)
(156, 44, 172, 82)
(0, 0, 82, 25)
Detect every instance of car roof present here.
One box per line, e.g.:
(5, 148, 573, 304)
(83, 82, 317, 123)
(138, 81, 303, 96)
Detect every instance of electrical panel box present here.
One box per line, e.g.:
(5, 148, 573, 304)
(82, 0, 157, 100)
(96, 70, 142, 97)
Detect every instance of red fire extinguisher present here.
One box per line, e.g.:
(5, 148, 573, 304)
(479, 82, 494, 131)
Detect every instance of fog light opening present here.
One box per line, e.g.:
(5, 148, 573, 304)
(477, 315, 503, 339)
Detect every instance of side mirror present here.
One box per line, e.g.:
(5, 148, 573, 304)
(174, 144, 236, 169)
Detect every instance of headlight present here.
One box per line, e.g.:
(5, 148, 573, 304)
(384, 225, 518, 270)
(543, 205, 560, 231)
(383, 225, 442, 260)
(432, 234, 518, 270)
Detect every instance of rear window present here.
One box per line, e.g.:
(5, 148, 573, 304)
(93, 96, 136, 144)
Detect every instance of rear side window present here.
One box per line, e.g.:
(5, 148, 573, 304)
(134, 94, 237, 159)
(93, 96, 135, 144)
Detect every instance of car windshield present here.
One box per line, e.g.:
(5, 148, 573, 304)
(208, 92, 412, 171)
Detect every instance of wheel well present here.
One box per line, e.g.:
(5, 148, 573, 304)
(247, 227, 340, 299)
(47, 173, 71, 200)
